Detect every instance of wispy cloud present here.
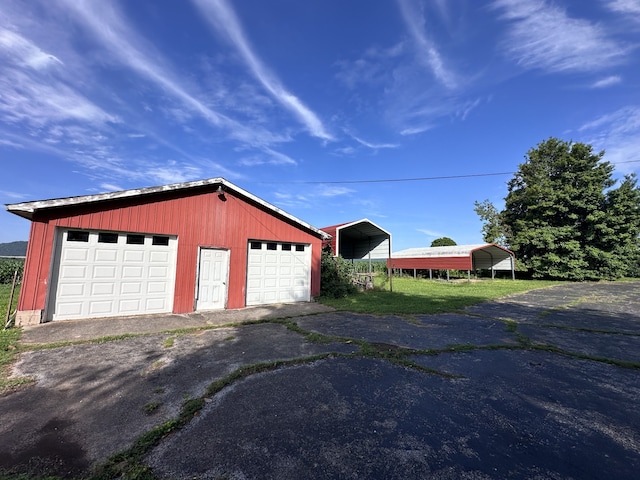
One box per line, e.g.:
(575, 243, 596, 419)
(417, 228, 444, 238)
(493, 0, 629, 73)
(0, 138, 23, 148)
(332, 146, 357, 156)
(59, 0, 284, 149)
(318, 186, 355, 197)
(456, 98, 482, 121)
(334, 43, 404, 90)
(237, 147, 297, 166)
(591, 76, 622, 89)
(0, 28, 63, 70)
(143, 162, 203, 185)
(270, 191, 312, 210)
(0, 28, 117, 127)
(0, 190, 29, 200)
(396, 0, 458, 89)
(271, 184, 356, 211)
(0, 71, 118, 127)
(578, 106, 640, 173)
(98, 183, 124, 192)
(191, 0, 333, 141)
(351, 135, 399, 150)
(400, 125, 434, 136)
(607, 0, 640, 16)
(396, 94, 482, 136)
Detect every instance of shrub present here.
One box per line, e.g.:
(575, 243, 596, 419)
(320, 249, 357, 298)
(0, 258, 24, 284)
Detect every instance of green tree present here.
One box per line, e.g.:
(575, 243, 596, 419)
(599, 174, 640, 277)
(430, 237, 457, 247)
(473, 200, 508, 245)
(496, 138, 640, 280)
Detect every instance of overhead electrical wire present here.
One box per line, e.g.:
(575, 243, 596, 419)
(259, 159, 640, 185)
(265, 172, 514, 185)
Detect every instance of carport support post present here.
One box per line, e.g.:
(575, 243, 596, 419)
(467, 270, 470, 281)
(367, 237, 372, 273)
(388, 242, 393, 292)
(429, 269, 432, 280)
(511, 255, 515, 280)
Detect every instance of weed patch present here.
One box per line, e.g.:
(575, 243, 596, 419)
(92, 354, 334, 479)
(0, 327, 33, 393)
(280, 320, 337, 344)
(503, 319, 518, 333)
(529, 344, 640, 370)
(143, 402, 161, 415)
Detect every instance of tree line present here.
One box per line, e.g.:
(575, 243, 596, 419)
(475, 138, 640, 280)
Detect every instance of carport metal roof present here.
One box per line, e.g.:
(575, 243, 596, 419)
(391, 244, 515, 279)
(321, 219, 391, 260)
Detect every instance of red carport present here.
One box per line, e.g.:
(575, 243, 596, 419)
(388, 244, 516, 280)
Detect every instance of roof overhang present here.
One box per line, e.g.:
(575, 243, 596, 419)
(321, 218, 391, 260)
(6, 177, 330, 240)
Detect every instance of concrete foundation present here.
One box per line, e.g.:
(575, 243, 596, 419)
(15, 310, 42, 326)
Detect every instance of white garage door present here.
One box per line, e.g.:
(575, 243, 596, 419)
(49, 229, 178, 321)
(246, 241, 311, 306)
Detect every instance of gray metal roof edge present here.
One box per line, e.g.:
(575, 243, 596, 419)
(5, 177, 330, 240)
(336, 218, 392, 237)
(5, 177, 227, 217)
(392, 243, 514, 258)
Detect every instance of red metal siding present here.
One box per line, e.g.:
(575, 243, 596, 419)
(319, 223, 351, 255)
(18, 221, 53, 313)
(18, 188, 323, 315)
(388, 256, 472, 271)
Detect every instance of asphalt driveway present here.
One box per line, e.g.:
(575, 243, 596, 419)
(1, 282, 639, 479)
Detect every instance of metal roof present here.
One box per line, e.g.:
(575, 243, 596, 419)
(322, 218, 391, 239)
(6, 177, 330, 240)
(393, 244, 513, 258)
(391, 244, 516, 273)
(321, 219, 391, 260)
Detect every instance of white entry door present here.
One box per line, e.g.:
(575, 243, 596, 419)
(196, 248, 229, 310)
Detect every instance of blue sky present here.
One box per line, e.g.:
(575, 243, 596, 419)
(1, 0, 639, 250)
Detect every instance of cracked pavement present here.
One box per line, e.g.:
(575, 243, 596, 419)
(1, 282, 639, 479)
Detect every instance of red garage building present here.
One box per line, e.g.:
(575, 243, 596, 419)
(6, 178, 329, 326)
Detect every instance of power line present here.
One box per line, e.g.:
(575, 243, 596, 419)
(264, 172, 515, 185)
(259, 159, 640, 185)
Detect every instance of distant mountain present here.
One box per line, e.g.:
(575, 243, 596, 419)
(0, 241, 28, 257)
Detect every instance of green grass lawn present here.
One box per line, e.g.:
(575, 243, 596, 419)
(0, 282, 20, 328)
(0, 283, 27, 393)
(319, 277, 562, 315)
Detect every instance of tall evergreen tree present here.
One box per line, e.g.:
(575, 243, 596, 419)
(488, 138, 640, 280)
(600, 174, 640, 277)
